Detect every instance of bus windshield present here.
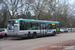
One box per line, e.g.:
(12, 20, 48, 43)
(8, 21, 14, 31)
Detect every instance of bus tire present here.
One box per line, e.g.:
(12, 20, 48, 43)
(4, 33, 7, 37)
(52, 31, 56, 36)
(33, 32, 37, 39)
(0, 36, 3, 38)
(28, 32, 31, 38)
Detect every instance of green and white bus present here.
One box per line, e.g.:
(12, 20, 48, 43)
(7, 19, 60, 38)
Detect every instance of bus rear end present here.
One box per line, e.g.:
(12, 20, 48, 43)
(7, 20, 20, 37)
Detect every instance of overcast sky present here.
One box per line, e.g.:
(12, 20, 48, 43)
(0, 0, 75, 16)
(69, 0, 74, 4)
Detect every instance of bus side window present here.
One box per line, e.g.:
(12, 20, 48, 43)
(38, 23, 40, 30)
(47, 24, 56, 29)
(31, 23, 40, 30)
(46, 24, 49, 29)
(26, 22, 31, 30)
(32, 23, 36, 30)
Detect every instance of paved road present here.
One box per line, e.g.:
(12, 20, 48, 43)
(0, 32, 75, 50)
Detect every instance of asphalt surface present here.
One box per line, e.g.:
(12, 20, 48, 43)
(0, 32, 75, 50)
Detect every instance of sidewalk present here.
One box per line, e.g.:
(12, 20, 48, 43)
(63, 45, 75, 50)
(35, 40, 75, 50)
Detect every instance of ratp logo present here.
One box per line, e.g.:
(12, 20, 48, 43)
(47, 29, 52, 32)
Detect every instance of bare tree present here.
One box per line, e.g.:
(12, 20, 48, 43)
(31, 0, 45, 20)
(3, 0, 24, 19)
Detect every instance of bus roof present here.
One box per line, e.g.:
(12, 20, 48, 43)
(18, 19, 59, 24)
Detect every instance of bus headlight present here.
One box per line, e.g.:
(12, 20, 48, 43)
(15, 20, 18, 23)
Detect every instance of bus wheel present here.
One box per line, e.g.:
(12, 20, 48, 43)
(0, 36, 3, 38)
(52, 32, 56, 36)
(4, 33, 7, 37)
(28, 32, 31, 38)
(33, 33, 37, 39)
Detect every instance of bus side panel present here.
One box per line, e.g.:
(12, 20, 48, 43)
(47, 29, 56, 34)
(20, 30, 41, 37)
